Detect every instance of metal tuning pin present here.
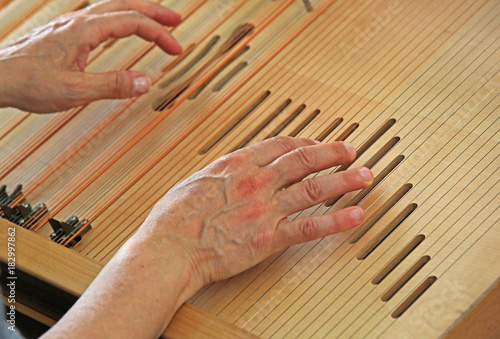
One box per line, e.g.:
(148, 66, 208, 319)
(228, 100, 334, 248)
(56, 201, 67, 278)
(0, 202, 48, 227)
(49, 216, 92, 247)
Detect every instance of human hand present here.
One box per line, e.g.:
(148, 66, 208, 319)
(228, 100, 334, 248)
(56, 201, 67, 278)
(140, 137, 374, 292)
(0, 0, 182, 113)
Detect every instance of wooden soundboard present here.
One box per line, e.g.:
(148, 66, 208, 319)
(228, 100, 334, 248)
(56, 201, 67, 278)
(0, 0, 499, 338)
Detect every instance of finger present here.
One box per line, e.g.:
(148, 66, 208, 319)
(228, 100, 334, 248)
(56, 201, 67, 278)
(85, 11, 182, 54)
(269, 141, 356, 188)
(273, 206, 365, 250)
(245, 136, 320, 166)
(276, 167, 373, 215)
(83, 0, 182, 26)
(68, 70, 150, 105)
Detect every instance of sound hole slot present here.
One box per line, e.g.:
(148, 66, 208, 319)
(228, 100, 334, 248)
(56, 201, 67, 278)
(335, 123, 359, 141)
(347, 183, 413, 244)
(336, 119, 396, 173)
(363, 136, 400, 169)
(159, 35, 220, 88)
(391, 276, 437, 318)
(189, 46, 250, 100)
(357, 203, 417, 260)
(345, 155, 405, 207)
(266, 104, 307, 139)
(232, 99, 292, 152)
(324, 137, 401, 207)
(316, 117, 343, 142)
(213, 61, 248, 92)
(372, 235, 425, 285)
(161, 43, 196, 73)
(199, 91, 271, 155)
(382, 255, 430, 302)
(288, 109, 321, 137)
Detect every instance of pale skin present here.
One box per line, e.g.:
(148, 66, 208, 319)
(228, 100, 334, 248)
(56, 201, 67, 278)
(0, 1, 374, 338)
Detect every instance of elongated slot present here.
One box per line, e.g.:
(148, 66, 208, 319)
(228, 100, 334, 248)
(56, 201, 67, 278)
(289, 109, 321, 137)
(161, 43, 196, 73)
(363, 136, 400, 169)
(213, 62, 248, 92)
(266, 104, 307, 139)
(372, 235, 425, 284)
(217, 23, 255, 56)
(357, 203, 417, 260)
(324, 142, 402, 207)
(336, 119, 396, 173)
(189, 46, 250, 100)
(200, 91, 271, 155)
(345, 155, 405, 207)
(159, 35, 220, 88)
(348, 183, 413, 244)
(232, 99, 292, 152)
(392, 276, 437, 318)
(316, 117, 343, 142)
(382, 255, 430, 302)
(335, 123, 359, 141)
(154, 84, 190, 111)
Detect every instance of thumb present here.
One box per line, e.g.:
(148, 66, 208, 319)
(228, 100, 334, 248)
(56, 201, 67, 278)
(77, 70, 151, 102)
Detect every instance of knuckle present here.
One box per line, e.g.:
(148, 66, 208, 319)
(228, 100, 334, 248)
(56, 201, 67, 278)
(252, 231, 272, 249)
(299, 218, 318, 241)
(110, 73, 127, 98)
(273, 136, 295, 153)
(295, 147, 316, 171)
(303, 178, 322, 202)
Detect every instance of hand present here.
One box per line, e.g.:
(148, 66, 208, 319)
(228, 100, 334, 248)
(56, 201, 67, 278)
(140, 137, 374, 291)
(0, 0, 182, 113)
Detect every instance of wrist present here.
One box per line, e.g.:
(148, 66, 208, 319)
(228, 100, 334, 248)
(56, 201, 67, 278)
(124, 228, 203, 309)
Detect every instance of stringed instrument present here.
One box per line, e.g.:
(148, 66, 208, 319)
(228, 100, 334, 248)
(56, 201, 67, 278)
(0, 0, 498, 338)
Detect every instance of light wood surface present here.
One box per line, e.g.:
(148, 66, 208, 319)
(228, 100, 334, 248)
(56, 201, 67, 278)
(0, 0, 499, 338)
(0, 219, 256, 338)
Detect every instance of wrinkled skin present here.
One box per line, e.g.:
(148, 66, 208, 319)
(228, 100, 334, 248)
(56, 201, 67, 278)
(141, 137, 373, 287)
(0, 0, 182, 113)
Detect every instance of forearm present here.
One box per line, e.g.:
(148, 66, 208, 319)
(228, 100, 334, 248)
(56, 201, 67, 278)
(41, 232, 198, 339)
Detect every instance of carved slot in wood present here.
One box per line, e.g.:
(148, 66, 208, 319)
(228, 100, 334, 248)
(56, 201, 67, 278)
(213, 61, 248, 92)
(288, 109, 321, 137)
(357, 203, 417, 260)
(316, 117, 343, 142)
(266, 104, 307, 139)
(231, 99, 292, 152)
(154, 24, 255, 111)
(381, 255, 430, 302)
(347, 183, 413, 244)
(161, 43, 196, 73)
(325, 137, 404, 207)
(335, 123, 359, 141)
(363, 136, 400, 169)
(391, 276, 437, 318)
(159, 35, 221, 88)
(345, 155, 405, 207)
(372, 235, 425, 284)
(199, 91, 271, 155)
(189, 46, 250, 100)
(336, 119, 396, 173)
(216, 23, 255, 57)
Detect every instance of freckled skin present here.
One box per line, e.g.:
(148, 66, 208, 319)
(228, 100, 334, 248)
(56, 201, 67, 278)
(143, 141, 373, 284)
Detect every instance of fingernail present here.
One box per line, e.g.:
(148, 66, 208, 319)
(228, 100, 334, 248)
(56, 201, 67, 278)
(133, 76, 150, 96)
(350, 208, 364, 222)
(359, 167, 372, 182)
(314, 140, 322, 144)
(344, 142, 355, 157)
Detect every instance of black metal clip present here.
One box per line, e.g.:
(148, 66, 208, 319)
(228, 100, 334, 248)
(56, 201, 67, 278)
(49, 216, 91, 247)
(0, 202, 48, 227)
